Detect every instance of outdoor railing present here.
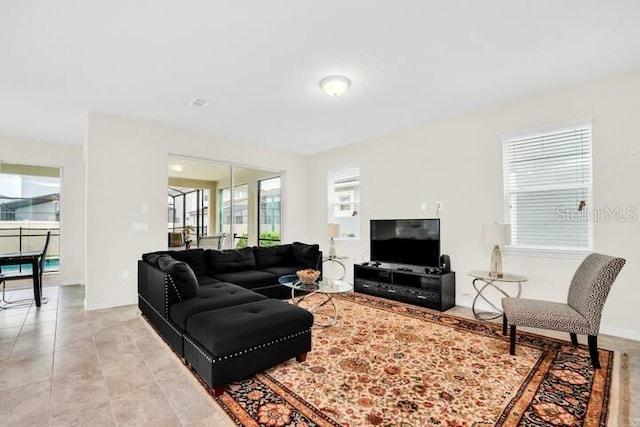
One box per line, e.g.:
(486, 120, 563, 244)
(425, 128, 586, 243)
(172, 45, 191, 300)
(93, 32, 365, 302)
(0, 227, 60, 272)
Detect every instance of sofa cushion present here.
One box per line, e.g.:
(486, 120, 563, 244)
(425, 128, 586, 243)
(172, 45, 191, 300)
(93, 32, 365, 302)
(253, 244, 293, 269)
(170, 283, 266, 329)
(261, 265, 300, 278)
(197, 276, 220, 287)
(157, 255, 199, 300)
(212, 270, 277, 290)
(186, 299, 314, 357)
(170, 249, 208, 277)
(292, 242, 320, 269)
(205, 247, 256, 274)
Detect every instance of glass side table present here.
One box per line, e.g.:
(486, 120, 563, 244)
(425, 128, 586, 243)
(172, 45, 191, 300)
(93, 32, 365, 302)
(278, 275, 353, 326)
(468, 270, 528, 320)
(322, 255, 348, 280)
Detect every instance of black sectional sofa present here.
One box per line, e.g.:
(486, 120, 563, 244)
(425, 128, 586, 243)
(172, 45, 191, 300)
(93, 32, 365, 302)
(137, 242, 321, 395)
(145, 241, 322, 299)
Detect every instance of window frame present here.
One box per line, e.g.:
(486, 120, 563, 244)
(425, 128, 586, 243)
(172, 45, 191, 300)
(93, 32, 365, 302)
(502, 119, 594, 257)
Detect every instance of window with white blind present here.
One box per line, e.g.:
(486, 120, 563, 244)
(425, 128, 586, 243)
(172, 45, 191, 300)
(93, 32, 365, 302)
(503, 122, 593, 252)
(328, 167, 360, 240)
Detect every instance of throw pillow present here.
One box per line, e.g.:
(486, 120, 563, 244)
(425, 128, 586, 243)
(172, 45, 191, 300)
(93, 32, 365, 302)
(157, 255, 199, 300)
(142, 252, 165, 267)
(292, 242, 320, 269)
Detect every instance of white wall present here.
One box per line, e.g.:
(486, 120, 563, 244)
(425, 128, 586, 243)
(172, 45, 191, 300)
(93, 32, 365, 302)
(307, 71, 640, 340)
(84, 112, 309, 310)
(0, 136, 84, 284)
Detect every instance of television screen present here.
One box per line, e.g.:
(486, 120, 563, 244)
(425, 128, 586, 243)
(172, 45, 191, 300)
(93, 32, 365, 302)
(370, 219, 440, 267)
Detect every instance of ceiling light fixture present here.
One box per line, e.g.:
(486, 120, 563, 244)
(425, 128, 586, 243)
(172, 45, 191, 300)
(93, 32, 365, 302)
(170, 164, 183, 172)
(320, 75, 351, 97)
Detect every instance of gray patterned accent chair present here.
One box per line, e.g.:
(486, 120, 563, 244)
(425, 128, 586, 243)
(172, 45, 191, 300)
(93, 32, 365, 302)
(501, 253, 626, 368)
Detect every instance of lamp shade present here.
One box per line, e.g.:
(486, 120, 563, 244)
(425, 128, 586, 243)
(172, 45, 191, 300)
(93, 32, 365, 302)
(328, 223, 340, 238)
(482, 224, 511, 246)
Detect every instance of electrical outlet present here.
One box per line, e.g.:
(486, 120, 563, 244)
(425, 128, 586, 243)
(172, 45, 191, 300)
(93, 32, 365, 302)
(436, 201, 443, 211)
(420, 202, 426, 211)
(121, 270, 129, 280)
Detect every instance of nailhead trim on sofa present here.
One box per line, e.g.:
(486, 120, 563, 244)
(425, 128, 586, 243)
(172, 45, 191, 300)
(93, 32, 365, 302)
(164, 274, 186, 319)
(167, 275, 183, 303)
(184, 328, 312, 364)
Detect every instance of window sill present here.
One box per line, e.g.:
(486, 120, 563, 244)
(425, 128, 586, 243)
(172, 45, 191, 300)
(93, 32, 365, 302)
(503, 246, 592, 259)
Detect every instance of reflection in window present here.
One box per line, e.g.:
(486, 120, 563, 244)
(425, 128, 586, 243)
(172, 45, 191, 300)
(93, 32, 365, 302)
(258, 177, 281, 247)
(167, 187, 209, 239)
(220, 184, 248, 245)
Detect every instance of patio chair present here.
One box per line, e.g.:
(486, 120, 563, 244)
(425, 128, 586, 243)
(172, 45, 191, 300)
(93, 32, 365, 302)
(168, 232, 184, 247)
(0, 230, 51, 309)
(198, 233, 227, 250)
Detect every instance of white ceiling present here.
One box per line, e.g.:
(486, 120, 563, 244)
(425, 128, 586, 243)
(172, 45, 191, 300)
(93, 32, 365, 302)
(2, 1, 640, 154)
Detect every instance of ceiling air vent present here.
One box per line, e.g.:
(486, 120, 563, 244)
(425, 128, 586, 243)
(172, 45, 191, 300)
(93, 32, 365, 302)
(189, 98, 209, 108)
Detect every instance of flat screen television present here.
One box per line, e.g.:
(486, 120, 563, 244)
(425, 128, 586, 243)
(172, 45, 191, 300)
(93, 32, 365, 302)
(370, 219, 440, 267)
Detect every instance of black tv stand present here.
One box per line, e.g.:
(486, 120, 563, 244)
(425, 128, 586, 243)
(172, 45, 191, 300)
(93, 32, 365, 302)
(354, 263, 455, 311)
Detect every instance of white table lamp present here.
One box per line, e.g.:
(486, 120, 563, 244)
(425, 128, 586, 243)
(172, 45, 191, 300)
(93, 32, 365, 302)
(328, 223, 340, 258)
(482, 224, 511, 278)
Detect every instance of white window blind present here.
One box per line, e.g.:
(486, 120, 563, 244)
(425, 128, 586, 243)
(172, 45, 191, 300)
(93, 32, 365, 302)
(503, 123, 592, 251)
(329, 167, 360, 240)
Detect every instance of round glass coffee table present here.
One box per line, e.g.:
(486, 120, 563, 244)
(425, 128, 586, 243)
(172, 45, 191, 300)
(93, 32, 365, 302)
(278, 274, 353, 326)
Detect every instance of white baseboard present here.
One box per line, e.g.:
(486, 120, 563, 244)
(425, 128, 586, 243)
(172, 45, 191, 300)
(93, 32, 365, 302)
(599, 326, 640, 342)
(58, 279, 84, 286)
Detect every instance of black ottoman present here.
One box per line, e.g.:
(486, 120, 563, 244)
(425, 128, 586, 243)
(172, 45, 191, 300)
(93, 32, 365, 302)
(183, 299, 314, 395)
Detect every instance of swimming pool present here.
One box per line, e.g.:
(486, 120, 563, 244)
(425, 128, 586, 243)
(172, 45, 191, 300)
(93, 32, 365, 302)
(0, 258, 60, 273)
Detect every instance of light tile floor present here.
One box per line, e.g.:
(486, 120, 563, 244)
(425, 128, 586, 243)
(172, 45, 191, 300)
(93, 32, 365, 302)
(0, 286, 637, 426)
(0, 285, 231, 426)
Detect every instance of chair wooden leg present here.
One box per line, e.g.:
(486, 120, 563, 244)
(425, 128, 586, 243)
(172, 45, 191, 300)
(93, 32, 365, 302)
(509, 325, 516, 355)
(588, 335, 600, 369)
(570, 333, 578, 346)
(296, 352, 307, 362)
(502, 314, 507, 336)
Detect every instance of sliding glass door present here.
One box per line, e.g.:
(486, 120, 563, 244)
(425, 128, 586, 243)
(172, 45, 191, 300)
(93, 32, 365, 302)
(0, 162, 60, 272)
(168, 157, 282, 250)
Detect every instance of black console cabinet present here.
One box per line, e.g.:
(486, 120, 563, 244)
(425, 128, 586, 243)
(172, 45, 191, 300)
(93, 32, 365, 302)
(354, 264, 455, 311)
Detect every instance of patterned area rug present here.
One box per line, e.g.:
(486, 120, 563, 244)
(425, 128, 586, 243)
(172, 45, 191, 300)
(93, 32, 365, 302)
(199, 293, 615, 426)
